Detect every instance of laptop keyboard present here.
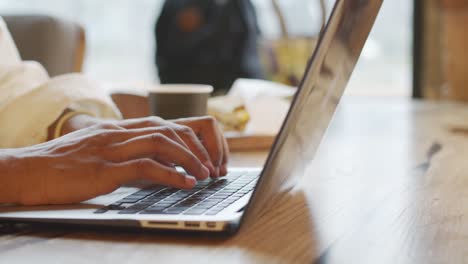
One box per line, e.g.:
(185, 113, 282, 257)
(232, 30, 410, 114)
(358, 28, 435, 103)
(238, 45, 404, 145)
(94, 171, 259, 216)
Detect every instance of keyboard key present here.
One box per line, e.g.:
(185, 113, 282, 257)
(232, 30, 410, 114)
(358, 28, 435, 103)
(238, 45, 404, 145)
(137, 202, 156, 207)
(147, 205, 169, 210)
(118, 209, 142, 214)
(223, 187, 241, 192)
(185, 197, 204, 202)
(198, 190, 217, 195)
(109, 170, 256, 215)
(205, 198, 224, 203)
(143, 197, 164, 203)
(155, 202, 175, 207)
(229, 184, 246, 189)
(212, 194, 230, 199)
(177, 201, 197, 207)
(126, 195, 149, 201)
(170, 206, 191, 211)
(217, 189, 238, 194)
(212, 180, 228, 186)
(155, 189, 172, 194)
(192, 204, 214, 209)
(197, 200, 221, 207)
(118, 198, 141, 203)
(133, 189, 158, 196)
(146, 196, 167, 201)
(94, 208, 108, 214)
(159, 198, 176, 202)
(126, 204, 151, 211)
(164, 208, 186, 214)
(217, 190, 236, 195)
(176, 190, 194, 194)
(139, 209, 165, 214)
(197, 194, 214, 199)
(164, 197, 184, 203)
(158, 190, 174, 195)
(107, 204, 125, 210)
(189, 194, 205, 199)
(172, 193, 192, 199)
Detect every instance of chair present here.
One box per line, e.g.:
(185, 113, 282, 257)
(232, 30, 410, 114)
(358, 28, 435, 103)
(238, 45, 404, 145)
(2, 14, 148, 118)
(2, 14, 86, 77)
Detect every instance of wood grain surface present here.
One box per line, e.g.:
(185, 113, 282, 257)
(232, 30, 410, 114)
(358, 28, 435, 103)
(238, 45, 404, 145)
(2, 96, 468, 263)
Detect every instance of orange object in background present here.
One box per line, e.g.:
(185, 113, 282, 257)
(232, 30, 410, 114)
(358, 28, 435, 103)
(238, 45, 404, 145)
(440, 0, 468, 101)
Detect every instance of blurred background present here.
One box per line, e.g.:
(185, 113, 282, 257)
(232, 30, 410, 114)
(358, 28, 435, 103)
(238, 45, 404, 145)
(0, 0, 413, 97)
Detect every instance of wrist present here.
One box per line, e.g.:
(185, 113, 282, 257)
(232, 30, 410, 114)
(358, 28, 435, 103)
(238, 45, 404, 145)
(48, 109, 100, 140)
(61, 114, 100, 135)
(0, 150, 23, 204)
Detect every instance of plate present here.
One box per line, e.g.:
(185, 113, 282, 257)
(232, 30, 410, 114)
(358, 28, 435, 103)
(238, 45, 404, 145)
(225, 132, 276, 152)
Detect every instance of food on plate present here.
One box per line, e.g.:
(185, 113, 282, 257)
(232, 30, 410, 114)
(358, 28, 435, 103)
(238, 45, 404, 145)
(208, 96, 249, 132)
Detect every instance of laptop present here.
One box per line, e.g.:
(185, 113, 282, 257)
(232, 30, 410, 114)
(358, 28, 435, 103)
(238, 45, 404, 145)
(0, 0, 382, 234)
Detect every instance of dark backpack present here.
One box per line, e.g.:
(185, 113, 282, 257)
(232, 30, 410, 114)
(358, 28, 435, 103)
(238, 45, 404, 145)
(155, 0, 264, 92)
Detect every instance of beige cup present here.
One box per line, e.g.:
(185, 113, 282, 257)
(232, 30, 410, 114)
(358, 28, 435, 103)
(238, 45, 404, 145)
(148, 84, 213, 119)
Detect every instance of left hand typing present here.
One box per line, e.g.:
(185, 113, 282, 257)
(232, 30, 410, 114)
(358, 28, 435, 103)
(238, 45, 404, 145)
(59, 115, 229, 178)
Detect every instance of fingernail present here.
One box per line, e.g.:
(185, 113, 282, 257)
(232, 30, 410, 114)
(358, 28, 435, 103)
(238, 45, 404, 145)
(205, 161, 216, 175)
(220, 164, 227, 176)
(214, 167, 220, 178)
(185, 175, 197, 187)
(202, 165, 210, 179)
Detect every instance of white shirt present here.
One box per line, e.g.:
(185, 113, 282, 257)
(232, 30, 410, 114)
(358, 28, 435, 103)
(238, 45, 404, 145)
(0, 17, 121, 148)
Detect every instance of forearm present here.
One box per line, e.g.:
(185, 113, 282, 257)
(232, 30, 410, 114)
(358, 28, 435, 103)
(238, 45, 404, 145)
(0, 150, 22, 204)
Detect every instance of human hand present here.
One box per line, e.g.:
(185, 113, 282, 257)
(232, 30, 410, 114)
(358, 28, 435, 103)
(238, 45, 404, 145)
(62, 115, 229, 178)
(3, 123, 210, 205)
(170, 117, 229, 177)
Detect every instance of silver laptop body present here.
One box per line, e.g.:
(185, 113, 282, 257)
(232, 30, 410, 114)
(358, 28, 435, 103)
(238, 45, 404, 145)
(0, 0, 382, 234)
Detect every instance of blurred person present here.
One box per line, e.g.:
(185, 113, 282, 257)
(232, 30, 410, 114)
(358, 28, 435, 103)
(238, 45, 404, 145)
(155, 0, 265, 93)
(0, 17, 228, 206)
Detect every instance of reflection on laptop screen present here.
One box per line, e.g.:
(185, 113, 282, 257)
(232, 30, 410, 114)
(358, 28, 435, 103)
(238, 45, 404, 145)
(242, 0, 383, 223)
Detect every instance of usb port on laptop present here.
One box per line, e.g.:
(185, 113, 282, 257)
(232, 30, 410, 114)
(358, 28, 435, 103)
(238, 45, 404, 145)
(206, 222, 217, 228)
(185, 222, 200, 228)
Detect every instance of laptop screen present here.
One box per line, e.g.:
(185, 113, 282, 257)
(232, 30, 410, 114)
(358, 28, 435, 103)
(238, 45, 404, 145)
(242, 0, 383, 224)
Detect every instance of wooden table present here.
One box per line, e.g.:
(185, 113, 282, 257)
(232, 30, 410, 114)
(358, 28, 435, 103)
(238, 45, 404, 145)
(2, 96, 468, 263)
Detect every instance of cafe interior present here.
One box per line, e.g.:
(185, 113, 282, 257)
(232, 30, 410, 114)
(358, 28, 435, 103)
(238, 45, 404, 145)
(1, 0, 468, 263)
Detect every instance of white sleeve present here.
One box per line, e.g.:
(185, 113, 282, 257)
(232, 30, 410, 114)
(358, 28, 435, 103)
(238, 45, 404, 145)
(0, 17, 21, 65)
(0, 17, 122, 148)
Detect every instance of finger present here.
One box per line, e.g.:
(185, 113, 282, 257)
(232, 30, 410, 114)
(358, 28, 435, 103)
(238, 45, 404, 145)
(189, 119, 224, 175)
(108, 120, 215, 177)
(106, 126, 189, 150)
(113, 116, 166, 129)
(173, 125, 216, 176)
(110, 159, 197, 189)
(112, 134, 209, 180)
(219, 126, 230, 176)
